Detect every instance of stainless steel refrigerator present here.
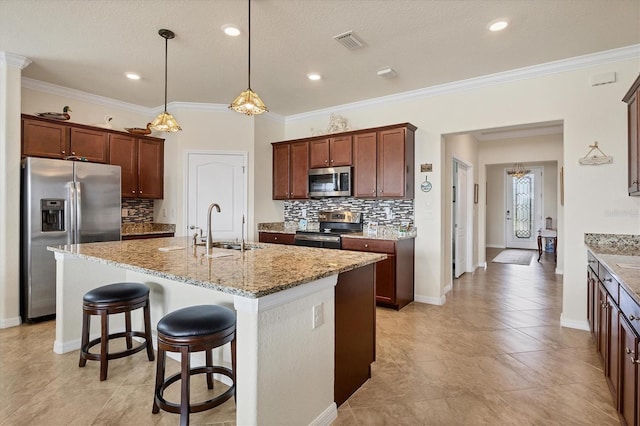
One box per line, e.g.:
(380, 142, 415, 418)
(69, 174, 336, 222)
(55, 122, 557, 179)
(21, 157, 121, 321)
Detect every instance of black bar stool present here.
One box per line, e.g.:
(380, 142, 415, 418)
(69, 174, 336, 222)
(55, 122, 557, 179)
(152, 304, 236, 426)
(79, 282, 154, 381)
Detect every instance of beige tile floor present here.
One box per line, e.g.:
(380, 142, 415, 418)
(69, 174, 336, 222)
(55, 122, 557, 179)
(0, 248, 618, 425)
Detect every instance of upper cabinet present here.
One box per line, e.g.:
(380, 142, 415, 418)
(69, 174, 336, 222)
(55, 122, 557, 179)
(353, 124, 416, 199)
(22, 116, 109, 163)
(109, 135, 164, 199)
(272, 141, 309, 200)
(272, 123, 416, 200)
(309, 135, 352, 168)
(22, 114, 165, 200)
(623, 74, 640, 196)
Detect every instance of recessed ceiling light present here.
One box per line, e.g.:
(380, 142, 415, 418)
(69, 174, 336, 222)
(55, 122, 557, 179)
(125, 72, 141, 80)
(488, 20, 509, 32)
(222, 25, 241, 36)
(307, 73, 322, 81)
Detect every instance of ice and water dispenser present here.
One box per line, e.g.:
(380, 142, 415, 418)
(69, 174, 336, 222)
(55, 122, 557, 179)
(40, 199, 65, 232)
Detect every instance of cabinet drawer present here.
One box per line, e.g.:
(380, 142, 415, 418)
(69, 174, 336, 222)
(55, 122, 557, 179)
(341, 238, 395, 254)
(258, 232, 295, 245)
(598, 265, 619, 304)
(620, 286, 640, 336)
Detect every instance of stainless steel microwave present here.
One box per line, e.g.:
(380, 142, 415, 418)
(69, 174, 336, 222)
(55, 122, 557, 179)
(308, 166, 352, 197)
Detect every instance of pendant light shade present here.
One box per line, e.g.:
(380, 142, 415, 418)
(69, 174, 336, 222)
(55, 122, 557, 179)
(229, 0, 268, 115)
(150, 29, 182, 132)
(507, 162, 531, 178)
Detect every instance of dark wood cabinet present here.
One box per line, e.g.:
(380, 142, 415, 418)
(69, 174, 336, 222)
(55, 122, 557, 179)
(22, 116, 109, 163)
(309, 136, 352, 168)
(258, 232, 295, 245)
(352, 124, 416, 199)
(353, 132, 378, 197)
(272, 141, 309, 199)
(623, 74, 640, 196)
(587, 250, 640, 424)
(109, 135, 164, 199)
(341, 237, 414, 309)
(272, 123, 416, 200)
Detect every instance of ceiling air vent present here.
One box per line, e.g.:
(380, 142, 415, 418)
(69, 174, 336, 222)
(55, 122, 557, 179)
(333, 31, 365, 50)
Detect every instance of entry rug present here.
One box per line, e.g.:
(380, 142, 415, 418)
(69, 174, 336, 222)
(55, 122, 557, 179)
(491, 249, 535, 265)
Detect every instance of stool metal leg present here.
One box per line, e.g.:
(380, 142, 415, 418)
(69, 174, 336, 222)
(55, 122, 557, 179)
(79, 310, 90, 367)
(100, 310, 109, 381)
(180, 346, 190, 426)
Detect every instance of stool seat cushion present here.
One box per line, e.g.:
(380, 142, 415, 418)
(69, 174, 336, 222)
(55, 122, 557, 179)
(83, 282, 150, 304)
(157, 305, 236, 338)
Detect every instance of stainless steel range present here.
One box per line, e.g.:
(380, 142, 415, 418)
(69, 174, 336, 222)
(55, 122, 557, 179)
(294, 211, 363, 249)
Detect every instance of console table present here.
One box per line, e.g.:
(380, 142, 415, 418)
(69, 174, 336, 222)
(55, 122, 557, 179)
(537, 228, 557, 263)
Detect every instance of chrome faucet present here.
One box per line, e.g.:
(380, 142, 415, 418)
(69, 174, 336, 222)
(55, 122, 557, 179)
(206, 203, 221, 256)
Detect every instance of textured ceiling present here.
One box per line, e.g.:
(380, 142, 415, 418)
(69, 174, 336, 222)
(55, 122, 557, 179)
(1, 0, 639, 116)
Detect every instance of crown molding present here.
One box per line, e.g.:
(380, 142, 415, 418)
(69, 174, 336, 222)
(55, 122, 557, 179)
(22, 77, 154, 116)
(286, 44, 640, 123)
(0, 52, 32, 69)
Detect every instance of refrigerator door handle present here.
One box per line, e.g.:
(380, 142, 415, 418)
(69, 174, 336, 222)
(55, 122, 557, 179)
(75, 181, 82, 243)
(68, 181, 76, 245)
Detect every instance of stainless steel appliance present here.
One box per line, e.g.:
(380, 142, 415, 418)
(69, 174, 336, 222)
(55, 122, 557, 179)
(308, 166, 352, 197)
(21, 157, 121, 321)
(294, 211, 362, 249)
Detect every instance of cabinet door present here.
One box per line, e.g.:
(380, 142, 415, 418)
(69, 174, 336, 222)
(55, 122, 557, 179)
(329, 136, 352, 166)
(628, 88, 639, 195)
(620, 317, 637, 425)
(606, 295, 620, 402)
(587, 266, 597, 335)
(597, 284, 607, 366)
(309, 139, 330, 169)
(289, 141, 309, 199)
(273, 143, 291, 199)
(69, 128, 109, 163)
(353, 132, 377, 197)
(377, 128, 406, 198)
(109, 134, 138, 198)
(22, 119, 69, 159)
(375, 254, 396, 304)
(137, 139, 164, 199)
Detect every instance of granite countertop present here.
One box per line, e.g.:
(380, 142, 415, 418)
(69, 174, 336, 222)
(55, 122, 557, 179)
(585, 233, 640, 304)
(121, 223, 176, 237)
(48, 237, 386, 298)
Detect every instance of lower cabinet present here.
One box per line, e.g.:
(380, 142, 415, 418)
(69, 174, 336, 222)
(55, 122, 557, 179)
(258, 232, 295, 245)
(341, 237, 414, 309)
(587, 251, 640, 425)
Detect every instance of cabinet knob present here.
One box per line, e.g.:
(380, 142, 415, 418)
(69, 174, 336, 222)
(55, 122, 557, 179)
(274, 236, 278, 240)
(325, 160, 328, 163)
(588, 260, 595, 264)
(380, 190, 383, 194)
(71, 151, 76, 155)
(139, 191, 142, 194)
(364, 244, 369, 248)
(372, 189, 376, 194)
(131, 190, 136, 194)
(629, 315, 640, 321)
(626, 347, 636, 355)
(330, 159, 334, 163)
(633, 180, 639, 185)
(61, 150, 66, 154)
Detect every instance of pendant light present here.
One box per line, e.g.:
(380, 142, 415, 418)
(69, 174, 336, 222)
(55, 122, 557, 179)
(149, 29, 182, 132)
(507, 162, 531, 178)
(229, 0, 268, 115)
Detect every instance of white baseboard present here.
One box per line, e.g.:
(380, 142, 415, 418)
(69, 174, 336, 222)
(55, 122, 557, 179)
(414, 294, 446, 305)
(560, 314, 589, 331)
(309, 403, 338, 426)
(0, 316, 21, 329)
(54, 337, 81, 354)
(443, 283, 452, 294)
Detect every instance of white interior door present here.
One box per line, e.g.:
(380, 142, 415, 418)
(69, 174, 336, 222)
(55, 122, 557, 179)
(186, 152, 247, 242)
(454, 162, 468, 278)
(505, 166, 542, 249)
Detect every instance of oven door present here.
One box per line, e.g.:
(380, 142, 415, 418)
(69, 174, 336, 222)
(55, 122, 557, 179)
(294, 234, 341, 249)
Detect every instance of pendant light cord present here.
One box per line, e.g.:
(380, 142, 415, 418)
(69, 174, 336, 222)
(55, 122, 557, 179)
(247, 0, 251, 90)
(164, 34, 168, 113)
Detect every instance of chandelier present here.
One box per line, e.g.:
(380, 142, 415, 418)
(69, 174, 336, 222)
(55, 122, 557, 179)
(149, 29, 182, 132)
(507, 163, 531, 178)
(229, 0, 268, 115)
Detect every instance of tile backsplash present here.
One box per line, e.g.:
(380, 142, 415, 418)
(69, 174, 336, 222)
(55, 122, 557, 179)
(121, 199, 154, 224)
(284, 198, 414, 226)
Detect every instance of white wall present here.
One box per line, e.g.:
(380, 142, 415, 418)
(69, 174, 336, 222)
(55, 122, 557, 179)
(281, 58, 640, 328)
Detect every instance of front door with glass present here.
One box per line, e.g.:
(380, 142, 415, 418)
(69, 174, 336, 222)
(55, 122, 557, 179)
(505, 167, 542, 249)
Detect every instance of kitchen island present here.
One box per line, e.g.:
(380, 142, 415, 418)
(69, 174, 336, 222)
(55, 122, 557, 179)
(49, 237, 385, 426)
